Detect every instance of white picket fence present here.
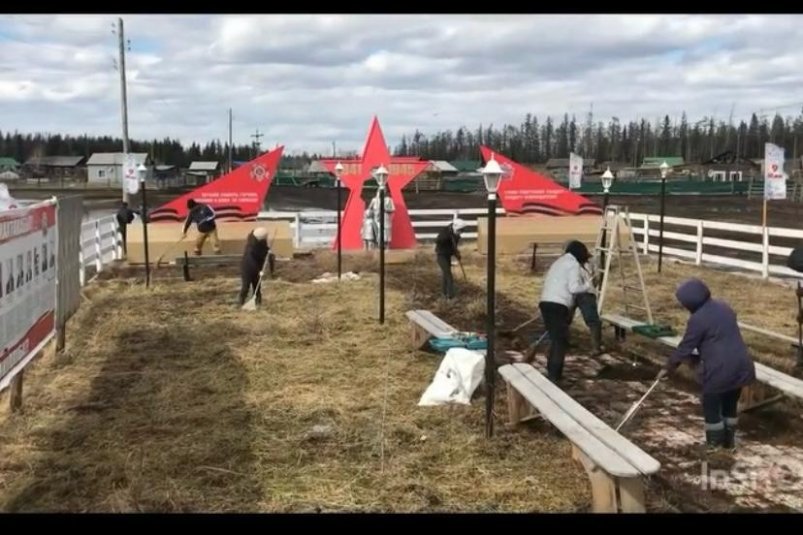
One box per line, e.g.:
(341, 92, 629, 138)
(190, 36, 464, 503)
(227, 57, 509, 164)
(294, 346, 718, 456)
(79, 215, 122, 286)
(628, 212, 803, 280)
(255, 208, 505, 248)
(78, 209, 803, 283)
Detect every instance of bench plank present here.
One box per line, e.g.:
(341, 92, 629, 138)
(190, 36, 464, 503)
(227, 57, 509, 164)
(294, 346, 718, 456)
(405, 310, 457, 338)
(512, 363, 661, 475)
(739, 322, 799, 345)
(602, 313, 803, 401)
(174, 254, 241, 264)
(499, 365, 640, 478)
(601, 313, 643, 330)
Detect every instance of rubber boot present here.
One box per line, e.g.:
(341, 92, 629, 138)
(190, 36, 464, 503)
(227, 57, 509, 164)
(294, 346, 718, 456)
(590, 324, 603, 357)
(706, 428, 727, 449)
(723, 418, 738, 450)
(723, 427, 736, 450)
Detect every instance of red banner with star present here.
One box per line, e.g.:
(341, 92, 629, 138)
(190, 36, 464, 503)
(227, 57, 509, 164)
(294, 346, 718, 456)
(149, 146, 284, 222)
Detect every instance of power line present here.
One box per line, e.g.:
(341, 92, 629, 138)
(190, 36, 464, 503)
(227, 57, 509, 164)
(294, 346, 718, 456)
(251, 128, 264, 157)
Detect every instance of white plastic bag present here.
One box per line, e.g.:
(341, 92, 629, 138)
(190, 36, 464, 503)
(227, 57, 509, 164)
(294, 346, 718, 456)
(418, 348, 485, 406)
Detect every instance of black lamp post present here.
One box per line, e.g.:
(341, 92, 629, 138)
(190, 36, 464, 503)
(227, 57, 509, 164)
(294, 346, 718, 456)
(334, 162, 344, 281)
(598, 167, 614, 286)
(481, 155, 503, 439)
(374, 165, 389, 325)
(797, 282, 803, 369)
(658, 161, 669, 273)
(137, 163, 151, 288)
(785, 248, 803, 368)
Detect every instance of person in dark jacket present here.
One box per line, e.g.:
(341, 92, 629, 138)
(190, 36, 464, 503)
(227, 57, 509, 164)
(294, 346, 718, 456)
(666, 278, 756, 450)
(115, 201, 139, 256)
(182, 199, 221, 256)
(434, 219, 467, 300)
(238, 227, 274, 306)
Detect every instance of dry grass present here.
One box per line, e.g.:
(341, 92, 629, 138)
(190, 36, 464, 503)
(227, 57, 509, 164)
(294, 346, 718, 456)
(1, 246, 799, 512)
(0, 249, 587, 513)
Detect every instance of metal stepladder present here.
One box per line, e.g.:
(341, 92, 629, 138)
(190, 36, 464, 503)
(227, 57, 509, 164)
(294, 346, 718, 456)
(594, 205, 653, 338)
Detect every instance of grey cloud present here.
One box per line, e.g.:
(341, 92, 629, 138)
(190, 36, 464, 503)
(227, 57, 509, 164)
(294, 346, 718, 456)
(3, 14, 803, 154)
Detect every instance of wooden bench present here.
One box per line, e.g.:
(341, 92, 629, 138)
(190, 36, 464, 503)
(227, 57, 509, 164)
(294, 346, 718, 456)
(499, 363, 660, 513)
(405, 310, 459, 350)
(173, 254, 242, 267)
(739, 322, 801, 351)
(601, 312, 803, 411)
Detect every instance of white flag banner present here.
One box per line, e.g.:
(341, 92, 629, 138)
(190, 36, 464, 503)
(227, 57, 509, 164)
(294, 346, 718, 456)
(764, 142, 786, 200)
(123, 153, 140, 195)
(568, 153, 583, 189)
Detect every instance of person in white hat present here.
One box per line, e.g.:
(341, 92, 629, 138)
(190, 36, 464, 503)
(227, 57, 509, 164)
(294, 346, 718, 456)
(434, 218, 467, 299)
(238, 226, 274, 306)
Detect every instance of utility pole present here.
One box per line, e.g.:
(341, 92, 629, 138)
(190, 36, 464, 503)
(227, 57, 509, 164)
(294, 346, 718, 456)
(116, 17, 131, 203)
(228, 108, 233, 173)
(251, 128, 264, 158)
(585, 102, 593, 157)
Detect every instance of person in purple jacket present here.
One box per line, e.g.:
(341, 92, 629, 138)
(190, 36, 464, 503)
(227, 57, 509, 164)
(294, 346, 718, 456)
(666, 278, 756, 450)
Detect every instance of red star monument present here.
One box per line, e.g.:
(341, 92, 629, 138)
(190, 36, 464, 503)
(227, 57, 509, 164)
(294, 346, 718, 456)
(320, 116, 429, 250)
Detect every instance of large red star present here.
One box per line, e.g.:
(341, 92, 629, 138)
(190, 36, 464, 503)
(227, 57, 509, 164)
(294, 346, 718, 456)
(321, 116, 429, 250)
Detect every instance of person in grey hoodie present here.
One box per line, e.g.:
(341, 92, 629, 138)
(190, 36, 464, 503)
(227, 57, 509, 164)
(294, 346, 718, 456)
(538, 241, 595, 382)
(666, 278, 756, 449)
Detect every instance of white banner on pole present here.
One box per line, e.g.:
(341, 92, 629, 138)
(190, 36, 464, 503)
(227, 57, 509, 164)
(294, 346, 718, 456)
(764, 142, 786, 200)
(0, 200, 58, 392)
(124, 153, 140, 195)
(569, 153, 583, 189)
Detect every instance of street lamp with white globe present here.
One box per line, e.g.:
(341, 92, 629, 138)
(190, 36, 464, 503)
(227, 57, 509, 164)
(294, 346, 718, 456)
(601, 167, 614, 206)
(374, 164, 389, 325)
(597, 167, 615, 289)
(658, 161, 670, 273)
(481, 154, 504, 439)
(137, 162, 151, 288)
(334, 162, 344, 281)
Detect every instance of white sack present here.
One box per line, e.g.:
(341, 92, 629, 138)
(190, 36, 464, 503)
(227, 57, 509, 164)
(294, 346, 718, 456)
(418, 347, 485, 406)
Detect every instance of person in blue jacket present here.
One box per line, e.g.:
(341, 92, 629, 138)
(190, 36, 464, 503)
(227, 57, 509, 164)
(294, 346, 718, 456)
(665, 278, 756, 450)
(182, 199, 221, 256)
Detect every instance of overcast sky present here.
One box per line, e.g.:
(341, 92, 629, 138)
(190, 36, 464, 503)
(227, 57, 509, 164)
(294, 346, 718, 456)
(1, 14, 803, 155)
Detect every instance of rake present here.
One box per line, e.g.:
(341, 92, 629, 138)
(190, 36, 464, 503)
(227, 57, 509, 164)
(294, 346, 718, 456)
(615, 369, 667, 431)
(156, 235, 186, 268)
